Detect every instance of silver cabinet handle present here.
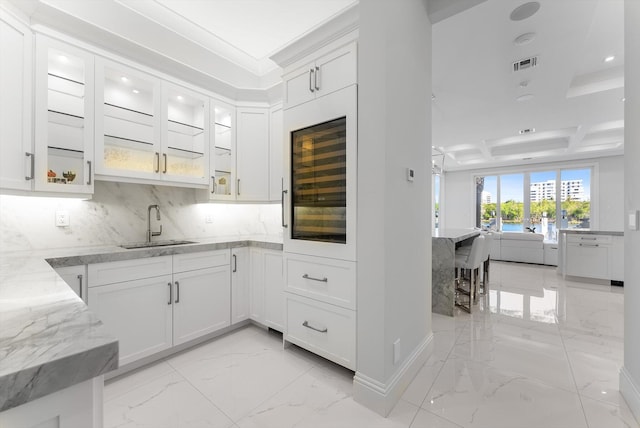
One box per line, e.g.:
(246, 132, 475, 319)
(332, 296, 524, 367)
(303, 320, 327, 333)
(175, 281, 180, 303)
(25, 152, 34, 180)
(211, 176, 216, 194)
(237, 178, 240, 196)
(168, 282, 172, 305)
(309, 68, 315, 93)
(162, 153, 168, 173)
(86, 160, 92, 185)
(281, 179, 288, 228)
(77, 274, 83, 300)
(579, 243, 599, 247)
(302, 274, 328, 282)
(155, 152, 160, 173)
(233, 254, 237, 272)
(580, 237, 597, 241)
(314, 66, 320, 90)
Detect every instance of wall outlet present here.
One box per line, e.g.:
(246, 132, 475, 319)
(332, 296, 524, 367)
(205, 215, 213, 224)
(55, 210, 70, 227)
(393, 339, 401, 364)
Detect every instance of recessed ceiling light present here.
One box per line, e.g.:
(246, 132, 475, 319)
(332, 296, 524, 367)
(177, 95, 184, 101)
(58, 55, 68, 63)
(431, 93, 436, 101)
(516, 94, 534, 102)
(132, 89, 139, 94)
(510, 2, 541, 21)
(604, 55, 615, 63)
(519, 80, 530, 88)
(622, 97, 626, 102)
(121, 76, 128, 82)
(514, 32, 536, 46)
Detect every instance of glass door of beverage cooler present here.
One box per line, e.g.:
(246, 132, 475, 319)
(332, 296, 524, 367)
(291, 117, 347, 244)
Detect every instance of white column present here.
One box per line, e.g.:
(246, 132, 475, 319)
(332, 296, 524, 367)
(621, 0, 640, 422)
(354, 0, 433, 416)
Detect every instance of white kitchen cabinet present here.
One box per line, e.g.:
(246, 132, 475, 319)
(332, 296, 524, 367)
(269, 104, 284, 202)
(172, 265, 230, 346)
(161, 81, 209, 185)
(565, 234, 610, 280)
(201, 99, 236, 201)
(610, 235, 624, 282)
(34, 35, 95, 195)
(250, 247, 284, 331)
(0, 9, 32, 192)
(54, 265, 86, 302)
(88, 274, 173, 366)
(88, 250, 231, 367)
(282, 42, 357, 110)
(236, 107, 270, 201)
(263, 249, 284, 331)
(95, 57, 162, 182)
(231, 247, 250, 324)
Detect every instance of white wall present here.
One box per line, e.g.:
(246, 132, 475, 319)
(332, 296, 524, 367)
(441, 156, 624, 232)
(355, 0, 432, 416)
(621, 0, 640, 421)
(0, 181, 282, 251)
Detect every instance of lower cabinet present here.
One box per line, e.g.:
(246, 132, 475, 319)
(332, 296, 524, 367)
(565, 234, 615, 281)
(54, 264, 87, 302)
(231, 247, 250, 324)
(250, 247, 284, 331)
(88, 250, 230, 367)
(283, 252, 356, 370)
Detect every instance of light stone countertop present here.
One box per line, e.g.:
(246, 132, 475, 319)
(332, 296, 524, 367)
(0, 235, 283, 412)
(559, 229, 624, 236)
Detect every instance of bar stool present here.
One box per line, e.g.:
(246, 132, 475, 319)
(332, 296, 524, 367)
(454, 235, 485, 313)
(480, 232, 494, 295)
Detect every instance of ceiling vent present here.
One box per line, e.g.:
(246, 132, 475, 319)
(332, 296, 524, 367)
(513, 56, 538, 72)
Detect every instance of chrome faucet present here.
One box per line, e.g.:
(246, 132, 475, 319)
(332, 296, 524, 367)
(147, 204, 162, 242)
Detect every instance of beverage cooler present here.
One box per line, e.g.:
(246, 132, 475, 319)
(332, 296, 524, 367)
(283, 86, 357, 261)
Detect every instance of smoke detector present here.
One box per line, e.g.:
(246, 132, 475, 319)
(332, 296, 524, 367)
(514, 32, 536, 46)
(513, 56, 539, 72)
(519, 128, 536, 134)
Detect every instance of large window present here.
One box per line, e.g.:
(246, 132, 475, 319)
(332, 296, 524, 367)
(476, 167, 591, 241)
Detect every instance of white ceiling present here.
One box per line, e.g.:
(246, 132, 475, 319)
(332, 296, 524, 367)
(6, 0, 625, 171)
(432, 0, 625, 171)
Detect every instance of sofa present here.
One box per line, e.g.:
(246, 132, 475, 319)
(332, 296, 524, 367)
(490, 232, 546, 264)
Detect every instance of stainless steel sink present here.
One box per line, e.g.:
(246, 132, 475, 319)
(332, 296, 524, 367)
(120, 240, 196, 249)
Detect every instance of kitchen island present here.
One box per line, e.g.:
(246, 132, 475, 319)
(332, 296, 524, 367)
(0, 236, 282, 427)
(432, 228, 480, 316)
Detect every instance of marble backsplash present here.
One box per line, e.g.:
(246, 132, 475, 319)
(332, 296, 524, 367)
(0, 181, 282, 252)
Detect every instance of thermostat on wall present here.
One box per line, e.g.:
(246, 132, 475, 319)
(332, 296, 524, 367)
(406, 168, 415, 182)
(629, 210, 639, 231)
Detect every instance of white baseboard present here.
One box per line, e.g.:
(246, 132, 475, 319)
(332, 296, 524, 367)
(620, 367, 640, 424)
(353, 333, 433, 416)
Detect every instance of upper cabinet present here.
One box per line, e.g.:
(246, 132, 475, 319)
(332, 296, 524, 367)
(236, 107, 269, 201)
(203, 99, 236, 201)
(34, 35, 95, 194)
(0, 10, 32, 192)
(162, 82, 209, 185)
(95, 57, 161, 181)
(95, 58, 209, 186)
(282, 42, 357, 110)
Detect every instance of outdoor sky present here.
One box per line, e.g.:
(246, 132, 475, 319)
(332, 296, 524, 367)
(482, 169, 591, 202)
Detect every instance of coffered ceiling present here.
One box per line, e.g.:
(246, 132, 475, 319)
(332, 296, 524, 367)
(432, 0, 625, 171)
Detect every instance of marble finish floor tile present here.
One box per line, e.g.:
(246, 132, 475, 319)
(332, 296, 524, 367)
(104, 261, 638, 428)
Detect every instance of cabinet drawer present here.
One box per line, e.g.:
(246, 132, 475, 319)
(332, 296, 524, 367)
(88, 256, 172, 287)
(566, 234, 612, 244)
(284, 253, 356, 310)
(566, 243, 609, 279)
(285, 293, 355, 370)
(173, 249, 230, 273)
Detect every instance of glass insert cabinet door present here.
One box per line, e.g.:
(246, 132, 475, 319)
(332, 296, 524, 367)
(291, 117, 347, 244)
(34, 36, 94, 193)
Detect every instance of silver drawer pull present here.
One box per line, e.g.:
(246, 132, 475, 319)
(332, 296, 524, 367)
(580, 237, 597, 240)
(579, 243, 599, 247)
(302, 274, 328, 282)
(303, 320, 327, 333)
